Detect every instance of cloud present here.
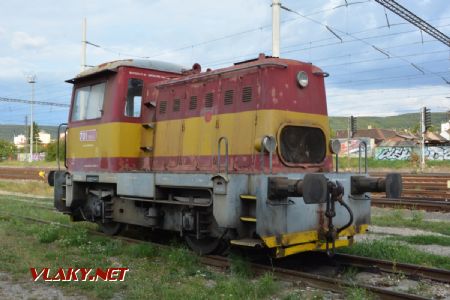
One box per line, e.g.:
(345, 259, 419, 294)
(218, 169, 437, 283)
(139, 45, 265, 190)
(11, 31, 47, 50)
(327, 85, 449, 116)
(0, 27, 5, 39)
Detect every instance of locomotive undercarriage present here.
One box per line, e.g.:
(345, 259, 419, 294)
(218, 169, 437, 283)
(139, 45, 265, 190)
(50, 170, 400, 258)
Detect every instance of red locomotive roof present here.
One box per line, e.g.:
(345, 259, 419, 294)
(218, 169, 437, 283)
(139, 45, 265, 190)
(66, 59, 187, 83)
(154, 54, 323, 88)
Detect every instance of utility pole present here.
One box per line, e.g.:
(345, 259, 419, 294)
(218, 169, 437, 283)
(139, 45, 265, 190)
(27, 75, 36, 162)
(347, 116, 357, 170)
(272, 0, 281, 57)
(24, 115, 28, 155)
(420, 107, 431, 171)
(81, 17, 87, 71)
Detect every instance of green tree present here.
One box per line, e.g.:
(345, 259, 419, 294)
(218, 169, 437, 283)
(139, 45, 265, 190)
(45, 140, 65, 161)
(26, 121, 41, 144)
(0, 139, 16, 161)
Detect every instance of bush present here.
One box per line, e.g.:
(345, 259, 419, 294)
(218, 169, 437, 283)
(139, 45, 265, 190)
(45, 140, 65, 161)
(0, 139, 16, 161)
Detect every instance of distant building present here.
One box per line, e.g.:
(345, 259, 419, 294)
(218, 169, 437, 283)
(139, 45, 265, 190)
(335, 128, 397, 146)
(13, 134, 27, 149)
(38, 131, 51, 144)
(13, 131, 52, 148)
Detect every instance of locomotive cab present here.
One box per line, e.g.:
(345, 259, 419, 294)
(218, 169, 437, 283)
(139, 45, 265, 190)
(49, 55, 402, 258)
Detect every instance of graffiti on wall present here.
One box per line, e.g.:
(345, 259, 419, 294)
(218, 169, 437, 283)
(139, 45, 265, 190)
(375, 146, 450, 160)
(426, 146, 450, 160)
(375, 147, 412, 160)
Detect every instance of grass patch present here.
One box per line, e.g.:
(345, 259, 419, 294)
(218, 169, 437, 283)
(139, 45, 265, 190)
(0, 179, 52, 197)
(0, 160, 58, 168)
(229, 253, 253, 278)
(345, 286, 373, 300)
(37, 224, 60, 243)
(339, 239, 450, 270)
(387, 235, 450, 247)
(0, 194, 282, 299)
(372, 210, 450, 236)
(334, 157, 450, 172)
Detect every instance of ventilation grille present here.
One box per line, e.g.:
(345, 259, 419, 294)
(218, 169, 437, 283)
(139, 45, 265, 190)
(224, 90, 234, 105)
(205, 93, 214, 108)
(189, 96, 197, 110)
(173, 98, 180, 112)
(159, 101, 167, 114)
(242, 86, 253, 102)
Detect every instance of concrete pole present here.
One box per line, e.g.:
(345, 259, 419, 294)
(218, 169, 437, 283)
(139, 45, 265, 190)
(347, 117, 351, 171)
(421, 132, 425, 171)
(81, 18, 87, 71)
(420, 107, 425, 171)
(27, 75, 36, 162)
(272, 0, 281, 57)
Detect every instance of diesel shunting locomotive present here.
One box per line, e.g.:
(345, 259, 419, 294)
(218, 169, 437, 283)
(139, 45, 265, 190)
(48, 54, 401, 257)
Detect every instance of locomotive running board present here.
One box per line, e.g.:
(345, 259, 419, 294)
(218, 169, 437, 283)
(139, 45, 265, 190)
(230, 238, 263, 248)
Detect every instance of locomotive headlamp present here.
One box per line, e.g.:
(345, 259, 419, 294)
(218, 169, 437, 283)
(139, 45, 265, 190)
(296, 71, 309, 88)
(262, 136, 277, 153)
(329, 139, 341, 154)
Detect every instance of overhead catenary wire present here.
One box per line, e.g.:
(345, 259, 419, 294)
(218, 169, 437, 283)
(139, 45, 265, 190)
(0, 97, 69, 108)
(279, 4, 449, 83)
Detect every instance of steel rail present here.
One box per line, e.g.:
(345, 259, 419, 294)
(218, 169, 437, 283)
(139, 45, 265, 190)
(334, 253, 450, 284)
(201, 255, 429, 300)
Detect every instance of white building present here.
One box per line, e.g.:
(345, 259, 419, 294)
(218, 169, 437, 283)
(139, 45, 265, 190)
(441, 121, 450, 141)
(38, 131, 51, 144)
(13, 134, 27, 149)
(13, 131, 52, 148)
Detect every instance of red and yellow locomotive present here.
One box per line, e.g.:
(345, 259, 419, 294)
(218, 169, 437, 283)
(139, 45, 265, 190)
(49, 54, 401, 257)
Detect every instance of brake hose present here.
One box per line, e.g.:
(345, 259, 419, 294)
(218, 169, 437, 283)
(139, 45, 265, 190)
(336, 198, 354, 236)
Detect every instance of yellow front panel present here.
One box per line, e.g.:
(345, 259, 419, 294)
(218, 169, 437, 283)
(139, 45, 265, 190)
(67, 109, 330, 159)
(154, 109, 329, 157)
(67, 122, 142, 159)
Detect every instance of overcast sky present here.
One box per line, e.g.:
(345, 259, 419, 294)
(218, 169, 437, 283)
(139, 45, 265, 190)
(0, 0, 448, 126)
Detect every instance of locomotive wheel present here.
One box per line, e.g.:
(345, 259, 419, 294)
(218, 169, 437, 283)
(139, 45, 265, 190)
(98, 222, 124, 236)
(184, 235, 223, 255)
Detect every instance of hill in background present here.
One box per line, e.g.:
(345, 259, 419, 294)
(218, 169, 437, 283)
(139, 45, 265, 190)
(329, 112, 447, 131)
(0, 125, 58, 142)
(0, 112, 448, 142)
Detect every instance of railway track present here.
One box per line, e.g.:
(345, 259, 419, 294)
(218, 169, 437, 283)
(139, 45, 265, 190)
(0, 206, 448, 299)
(371, 172, 450, 212)
(0, 167, 53, 180)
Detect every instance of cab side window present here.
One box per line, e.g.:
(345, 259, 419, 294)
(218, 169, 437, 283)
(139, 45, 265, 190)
(124, 78, 143, 117)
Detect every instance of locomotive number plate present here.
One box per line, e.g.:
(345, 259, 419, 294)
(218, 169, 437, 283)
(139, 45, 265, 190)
(80, 129, 97, 142)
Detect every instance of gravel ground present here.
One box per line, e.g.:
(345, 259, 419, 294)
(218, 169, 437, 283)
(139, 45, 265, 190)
(0, 272, 87, 300)
(354, 225, 450, 257)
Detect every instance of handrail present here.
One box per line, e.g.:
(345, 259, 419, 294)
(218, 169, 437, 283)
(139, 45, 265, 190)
(335, 152, 339, 173)
(57, 123, 68, 171)
(358, 141, 368, 174)
(217, 136, 229, 176)
(259, 136, 275, 174)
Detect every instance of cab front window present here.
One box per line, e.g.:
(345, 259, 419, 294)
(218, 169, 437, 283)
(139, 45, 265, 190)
(71, 82, 106, 121)
(279, 125, 326, 165)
